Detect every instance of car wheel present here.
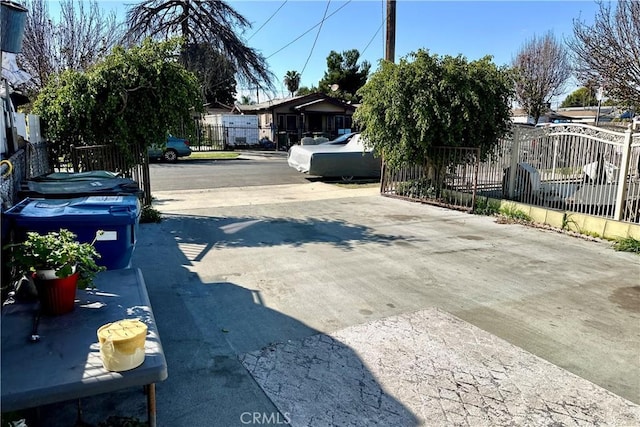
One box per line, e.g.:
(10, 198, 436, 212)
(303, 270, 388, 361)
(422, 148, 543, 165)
(341, 176, 354, 182)
(163, 149, 178, 162)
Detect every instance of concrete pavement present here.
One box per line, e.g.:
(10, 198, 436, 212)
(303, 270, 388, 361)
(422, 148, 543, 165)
(241, 308, 639, 426)
(35, 182, 639, 426)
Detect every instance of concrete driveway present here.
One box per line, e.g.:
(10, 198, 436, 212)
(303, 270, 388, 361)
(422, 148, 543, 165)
(40, 182, 639, 426)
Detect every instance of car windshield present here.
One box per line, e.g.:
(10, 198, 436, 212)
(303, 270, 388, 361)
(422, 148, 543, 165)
(322, 132, 357, 145)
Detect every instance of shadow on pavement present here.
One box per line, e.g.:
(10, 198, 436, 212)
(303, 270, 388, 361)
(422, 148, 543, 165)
(157, 214, 403, 259)
(20, 216, 418, 426)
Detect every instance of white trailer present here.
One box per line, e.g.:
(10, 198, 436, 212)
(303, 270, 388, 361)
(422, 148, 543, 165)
(202, 114, 259, 147)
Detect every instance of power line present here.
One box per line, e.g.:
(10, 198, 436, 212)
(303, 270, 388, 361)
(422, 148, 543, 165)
(266, 0, 352, 60)
(361, 22, 383, 56)
(301, 0, 331, 76)
(247, 0, 288, 42)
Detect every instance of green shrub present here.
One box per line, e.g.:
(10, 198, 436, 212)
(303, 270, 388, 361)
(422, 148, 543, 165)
(396, 177, 436, 199)
(473, 197, 501, 216)
(499, 204, 531, 222)
(612, 237, 640, 254)
(140, 205, 162, 223)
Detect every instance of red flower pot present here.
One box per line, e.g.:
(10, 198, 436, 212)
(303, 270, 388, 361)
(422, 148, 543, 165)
(33, 271, 79, 315)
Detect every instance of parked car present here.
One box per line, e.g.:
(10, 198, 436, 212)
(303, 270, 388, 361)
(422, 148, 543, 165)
(287, 133, 381, 181)
(148, 136, 191, 162)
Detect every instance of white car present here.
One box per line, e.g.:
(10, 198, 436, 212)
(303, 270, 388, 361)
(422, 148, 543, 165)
(287, 133, 381, 181)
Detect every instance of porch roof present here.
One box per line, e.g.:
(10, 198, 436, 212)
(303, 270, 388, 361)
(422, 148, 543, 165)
(235, 93, 355, 114)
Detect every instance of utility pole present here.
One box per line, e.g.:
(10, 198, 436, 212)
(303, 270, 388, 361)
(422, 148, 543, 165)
(385, 0, 396, 62)
(595, 86, 603, 127)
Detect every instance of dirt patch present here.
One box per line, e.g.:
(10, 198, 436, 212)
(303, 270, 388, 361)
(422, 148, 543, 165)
(609, 286, 640, 313)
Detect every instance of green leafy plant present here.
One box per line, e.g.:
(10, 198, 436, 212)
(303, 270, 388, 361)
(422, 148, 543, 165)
(499, 204, 532, 222)
(561, 212, 578, 231)
(4, 229, 106, 288)
(355, 50, 513, 170)
(32, 38, 203, 170)
(612, 237, 640, 254)
(140, 204, 162, 223)
(473, 197, 501, 216)
(396, 177, 436, 199)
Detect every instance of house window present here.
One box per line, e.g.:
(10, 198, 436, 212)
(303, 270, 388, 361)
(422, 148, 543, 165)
(334, 116, 352, 132)
(277, 114, 299, 131)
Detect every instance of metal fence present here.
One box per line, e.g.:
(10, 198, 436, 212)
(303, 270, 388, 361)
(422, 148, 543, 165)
(380, 147, 480, 212)
(1, 142, 151, 209)
(1, 141, 50, 210)
(191, 122, 267, 151)
(71, 144, 151, 206)
(382, 123, 640, 224)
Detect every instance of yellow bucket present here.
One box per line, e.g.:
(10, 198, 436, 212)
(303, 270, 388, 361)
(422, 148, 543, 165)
(97, 319, 147, 372)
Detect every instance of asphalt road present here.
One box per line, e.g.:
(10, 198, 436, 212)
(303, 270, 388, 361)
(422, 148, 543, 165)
(149, 154, 309, 192)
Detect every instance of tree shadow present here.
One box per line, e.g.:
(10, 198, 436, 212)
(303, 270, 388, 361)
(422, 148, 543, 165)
(13, 213, 419, 426)
(151, 214, 409, 264)
(211, 281, 420, 426)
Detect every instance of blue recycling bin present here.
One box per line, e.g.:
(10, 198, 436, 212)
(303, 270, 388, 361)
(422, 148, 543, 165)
(5, 196, 140, 270)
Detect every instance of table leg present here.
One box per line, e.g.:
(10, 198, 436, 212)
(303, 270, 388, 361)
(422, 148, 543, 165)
(146, 383, 157, 427)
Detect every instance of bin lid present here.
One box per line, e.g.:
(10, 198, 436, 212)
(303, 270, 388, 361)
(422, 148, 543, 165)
(6, 196, 140, 225)
(22, 172, 142, 199)
(30, 171, 121, 181)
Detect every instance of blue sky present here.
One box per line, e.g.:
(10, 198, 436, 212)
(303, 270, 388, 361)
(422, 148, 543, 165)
(89, 1, 602, 104)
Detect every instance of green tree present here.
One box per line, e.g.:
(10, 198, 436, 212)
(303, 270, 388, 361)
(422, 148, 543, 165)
(33, 38, 202, 167)
(512, 32, 570, 123)
(283, 70, 301, 97)
(240, 95, 255, 105)
(296, 86, 318, 96)
(560, 87, 599, 108)
(124, 0, 274, 101)
(354, 50, 513, 171)
(318, 49, 370, 102)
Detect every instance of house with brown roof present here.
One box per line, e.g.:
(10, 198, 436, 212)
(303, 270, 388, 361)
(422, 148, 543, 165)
(510, 107, 614, 125)
(555, 106, 615, 124)
(233, 93, 356, 145)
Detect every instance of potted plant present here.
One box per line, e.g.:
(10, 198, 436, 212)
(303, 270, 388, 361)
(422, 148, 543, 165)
(5, 229, 106, 315)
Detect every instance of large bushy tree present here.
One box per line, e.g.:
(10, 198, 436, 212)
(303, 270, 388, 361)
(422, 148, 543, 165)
(296, 86, 318, 96)
(354, 50, 513, 169)
(124, 0, 274, 102)
(33, 39, 202, 167)
(318, 50, 370, 102)
(512, 32, 570, 123)
(568, 0, 640, 107)
(19, 0, 122, 94)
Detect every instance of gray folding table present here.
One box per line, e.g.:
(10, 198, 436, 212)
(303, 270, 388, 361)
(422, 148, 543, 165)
(1, 268, 167, 426)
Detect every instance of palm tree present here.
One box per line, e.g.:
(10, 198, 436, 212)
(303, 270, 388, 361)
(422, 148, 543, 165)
(124, 0, 274, 93)
(240, 95, 255, 105)
(283, 70, 301, 97)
